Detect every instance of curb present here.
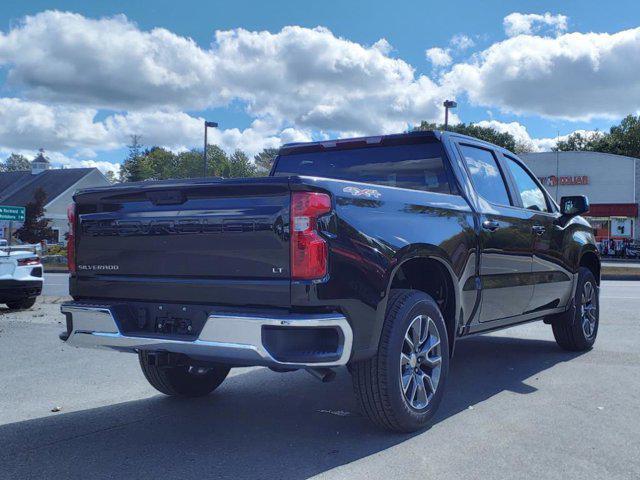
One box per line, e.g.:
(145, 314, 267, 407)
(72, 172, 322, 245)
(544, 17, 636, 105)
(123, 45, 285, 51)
(601, 274, 640, 281)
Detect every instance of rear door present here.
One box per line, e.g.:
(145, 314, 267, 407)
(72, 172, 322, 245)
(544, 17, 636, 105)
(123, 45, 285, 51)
(456, 142, 535, 322)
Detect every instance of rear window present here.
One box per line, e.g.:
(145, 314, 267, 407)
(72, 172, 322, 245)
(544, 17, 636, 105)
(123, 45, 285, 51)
(273, 142, 451, 194)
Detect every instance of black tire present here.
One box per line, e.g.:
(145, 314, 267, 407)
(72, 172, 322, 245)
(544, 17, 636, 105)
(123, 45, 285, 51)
(139, 351, 230, 397)
(5, 297, 37, 310)
(552, 267, 599, 351)
(351, 289, 449, 433)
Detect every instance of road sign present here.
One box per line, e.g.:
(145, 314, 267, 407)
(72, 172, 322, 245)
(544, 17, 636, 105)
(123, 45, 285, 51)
(0, 205, 26, 222)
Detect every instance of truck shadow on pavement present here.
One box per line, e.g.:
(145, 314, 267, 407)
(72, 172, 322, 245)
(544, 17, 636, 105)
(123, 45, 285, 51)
(1, 335, 584, 480)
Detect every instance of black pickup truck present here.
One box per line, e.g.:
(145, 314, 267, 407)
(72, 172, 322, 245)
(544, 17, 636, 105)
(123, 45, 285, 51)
(60, 130, 600, 432)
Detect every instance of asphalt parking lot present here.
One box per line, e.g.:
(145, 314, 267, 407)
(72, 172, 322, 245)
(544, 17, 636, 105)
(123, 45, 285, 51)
(1, 281, 639, 480)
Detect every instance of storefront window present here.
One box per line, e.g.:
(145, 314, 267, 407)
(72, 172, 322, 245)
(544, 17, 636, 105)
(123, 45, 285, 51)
(586, 217, 610, 242)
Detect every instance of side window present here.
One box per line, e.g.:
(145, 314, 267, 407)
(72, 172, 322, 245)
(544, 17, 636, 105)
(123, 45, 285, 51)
(459, 145, 511, 206)
(504, 156, 549, 212)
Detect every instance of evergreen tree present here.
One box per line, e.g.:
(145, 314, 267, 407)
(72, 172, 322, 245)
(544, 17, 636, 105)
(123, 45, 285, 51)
(228, 150, 257, 178)
(120, 135, 148, 181)
(254, 148, 279, 175)
(14, 187, 54, 243)
(2, 153, 31, 172)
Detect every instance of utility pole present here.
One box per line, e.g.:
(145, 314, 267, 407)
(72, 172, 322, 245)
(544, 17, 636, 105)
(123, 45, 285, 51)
(203, 121, 218, 177)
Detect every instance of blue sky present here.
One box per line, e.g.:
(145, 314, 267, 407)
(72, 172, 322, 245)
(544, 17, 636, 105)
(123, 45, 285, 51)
(1, 0, 639, 172)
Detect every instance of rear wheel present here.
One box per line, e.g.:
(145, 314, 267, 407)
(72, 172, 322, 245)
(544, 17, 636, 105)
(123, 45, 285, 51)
(552, 267, 599, 351)
(139, 351, 230, 397)
(5, 297, 37, 310)
(351, 289, 449, 432)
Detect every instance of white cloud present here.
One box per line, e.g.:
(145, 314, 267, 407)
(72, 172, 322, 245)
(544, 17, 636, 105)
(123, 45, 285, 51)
(0, 11, 216, 110)
(372, 38, 393, 55)
(474, 120, 538, 150)
(0, 98, 112, 151)
(103, 110, 203, 151)
(443, 27, 640, 120)
(450, 34, 475, 51)
(426, 35, 474, 69)
(503, 12, 568, 37)
(473, 120, 600, 152)
(0, 9, 635, 163)
(210, 26, 444, 134)
(0, 97, 313, 162)
(425, 47, 452, 67)
(47, 152, 121, 176)
(0, 12, 446, 135)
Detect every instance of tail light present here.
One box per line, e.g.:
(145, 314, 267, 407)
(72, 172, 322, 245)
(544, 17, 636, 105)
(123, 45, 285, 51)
(290, 192, 331, 280)
(67, 203, 77, 273)
(18, 257, 40, 266)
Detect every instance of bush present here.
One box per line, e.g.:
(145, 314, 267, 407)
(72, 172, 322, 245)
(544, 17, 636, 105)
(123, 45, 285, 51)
(46, 244, 67, 256)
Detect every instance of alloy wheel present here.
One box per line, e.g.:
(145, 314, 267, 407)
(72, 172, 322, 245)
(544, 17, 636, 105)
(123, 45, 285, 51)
(400, 314, 442, 410)
(580, 281, 597, 339)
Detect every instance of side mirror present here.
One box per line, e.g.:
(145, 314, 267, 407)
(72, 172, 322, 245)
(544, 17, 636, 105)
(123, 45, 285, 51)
(560, 195, 589, 217)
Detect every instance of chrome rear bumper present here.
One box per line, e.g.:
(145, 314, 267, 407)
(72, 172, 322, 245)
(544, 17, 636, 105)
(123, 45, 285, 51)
(60, 302, 352, 368)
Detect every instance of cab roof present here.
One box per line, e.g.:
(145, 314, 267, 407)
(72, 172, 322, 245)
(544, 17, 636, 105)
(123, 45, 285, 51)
(279, 130, 514, 156)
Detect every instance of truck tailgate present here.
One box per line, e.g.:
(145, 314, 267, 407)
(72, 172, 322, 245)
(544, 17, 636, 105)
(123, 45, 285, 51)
(71, 177, 291, 306)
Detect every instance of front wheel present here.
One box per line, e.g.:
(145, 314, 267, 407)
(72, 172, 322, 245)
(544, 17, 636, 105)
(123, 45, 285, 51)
(351, 289, 449, 432)
(552, 267, 599, 351)
(139, 352, 230, 397)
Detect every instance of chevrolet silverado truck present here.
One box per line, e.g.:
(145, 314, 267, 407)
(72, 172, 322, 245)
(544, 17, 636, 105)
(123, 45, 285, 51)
(60, 131, 600, 432)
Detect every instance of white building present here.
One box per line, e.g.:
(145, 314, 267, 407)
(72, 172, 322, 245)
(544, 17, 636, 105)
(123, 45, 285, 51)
(0, 150, 111, 242)
(520, 151, 640, 241)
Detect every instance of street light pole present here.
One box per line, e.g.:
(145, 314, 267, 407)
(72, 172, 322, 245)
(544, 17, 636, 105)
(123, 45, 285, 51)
(443, 100, 457, 130)
(203, 120, 218, 177)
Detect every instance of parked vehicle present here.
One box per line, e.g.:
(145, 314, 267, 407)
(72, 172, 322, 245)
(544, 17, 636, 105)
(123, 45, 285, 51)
(627, 243, 640, 258)
(0, 246, 43, 309)
(60, 131, 600, 432)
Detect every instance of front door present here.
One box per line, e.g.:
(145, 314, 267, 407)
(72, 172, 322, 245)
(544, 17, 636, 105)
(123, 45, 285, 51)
(457, 143, 534, 322)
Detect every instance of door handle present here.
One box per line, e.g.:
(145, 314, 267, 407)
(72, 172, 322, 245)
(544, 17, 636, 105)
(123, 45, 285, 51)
(532, 225, 546, 236)
(482, 220, 500, 232)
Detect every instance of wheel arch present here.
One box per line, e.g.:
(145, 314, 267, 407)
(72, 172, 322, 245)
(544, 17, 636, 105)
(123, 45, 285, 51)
(381, 251, 460, 357)
(579, 249, 601, 285)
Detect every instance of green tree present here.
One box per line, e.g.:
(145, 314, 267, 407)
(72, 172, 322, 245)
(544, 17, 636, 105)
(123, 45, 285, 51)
(605, 115, 640, 157)
(172, 145, 230, 178)
(142, 146, 178, 179)
(415, 121, 519, 152)
(104, 170, 118, 183)
(118, 141, 262, 182)
(253, 148, 279, 175)
(2, 153, 31, 172)
(554, 115, 640, 159)
(554, 131, 605, 152)
(205, 144, 231, 177)
(174, 149, 206, 178)
(14, 187, 54, 243)
(228, 150, 257, 178)
(120, 135, 150, 182)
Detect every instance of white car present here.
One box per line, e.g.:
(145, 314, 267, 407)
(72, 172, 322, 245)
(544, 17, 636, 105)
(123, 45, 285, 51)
(0, 248, 43, 309)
